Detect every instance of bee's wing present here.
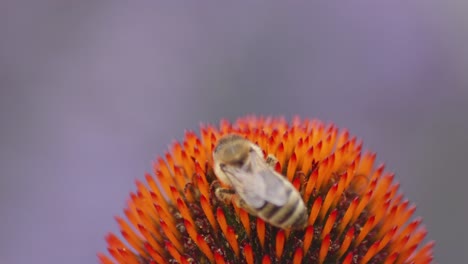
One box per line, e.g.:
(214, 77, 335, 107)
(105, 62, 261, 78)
(229, 154, 289, 208)
(253, 169, 289, 206)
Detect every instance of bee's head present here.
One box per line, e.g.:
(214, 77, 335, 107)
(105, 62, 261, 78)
(213, 134, 253, 170)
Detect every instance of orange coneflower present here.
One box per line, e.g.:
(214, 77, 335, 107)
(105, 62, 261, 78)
(98, 116, 434, 264)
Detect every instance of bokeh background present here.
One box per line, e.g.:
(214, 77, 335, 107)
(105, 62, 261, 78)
(1, 2, 467, 263)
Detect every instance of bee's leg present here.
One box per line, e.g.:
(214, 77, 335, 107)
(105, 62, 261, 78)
(213, 186, 259, 216)
(214, 187, 236, 203)
(184, 181, 201, 201)
(265, 154, 279, 168)
(210, 180, 234, 202)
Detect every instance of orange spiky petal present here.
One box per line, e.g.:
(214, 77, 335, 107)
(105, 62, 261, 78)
(135, 208, 160, 240)
(176, 198, 194, 227)
(292, 175, 302, 191)
(397, 244, 419, 264)
(384, 252, 399, 264)
(105, 233, 126, 250)
(216, 207, 229, 237)
(308, 196, 322, 225)
(404, 229, 427, 255)
(115, 217, 145, 257)
(304, 169, 318, 202)
(409, 241, 435, 264)
(144, 243, 166, 264)
(319, 234, 331, 263)
(303, 226, 314, 253)
(378, 205, 399, 238)
(200, 195, 217, 231)
(276, 142, 286, 168)
(97, 253, 114, 264)
(331, 172, 348, 207)
(301, 146, 315, 176)
(355, 216, 376, 246)
(337, 227, 354, 258)
(154, 161, 175, 201)
(372, 199, 391, 233)
(160, 220, 183, 253)
(227, 226, 240, 257)
(275, 230, 286, 259)
(183, 219, 198, 243)
(361, 241, 380, 264)
(320, 184, 338, 219)
(377, 226, 398, 252)
(315, 154, 328, 189)
(314, 141, 323, 163)
(321, 209, 337, 239)
(196, 234, 215, 262)
(145, 174, 169, 213)
(342, 252, 354, 264)
(398, 218, 422, 243)
(243, 244, 254, 264)
(196, 174, 210, 201)
(338, 197, 358, 235)
(351, 190, 373, 223)
(257, 218, 266, 248)
(292, 248, 303, 264)
(165, 241, 181, 263)
(239, 208, 251, 236)
(294, 138, 306, 167)
(262, 255, 271, 264)
(137, 225, 164, 255)
(286, 152, 298, 181)
(116, 248, 139, 264)
(214, 251, 226, 264)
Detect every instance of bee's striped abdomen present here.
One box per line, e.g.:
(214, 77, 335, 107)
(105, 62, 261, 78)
(258, 185, 307, 229)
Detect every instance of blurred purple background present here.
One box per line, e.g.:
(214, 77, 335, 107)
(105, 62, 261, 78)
(1, 2, 467, 263)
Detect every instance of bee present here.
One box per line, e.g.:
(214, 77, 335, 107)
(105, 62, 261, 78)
(212, 134, 308, 230)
